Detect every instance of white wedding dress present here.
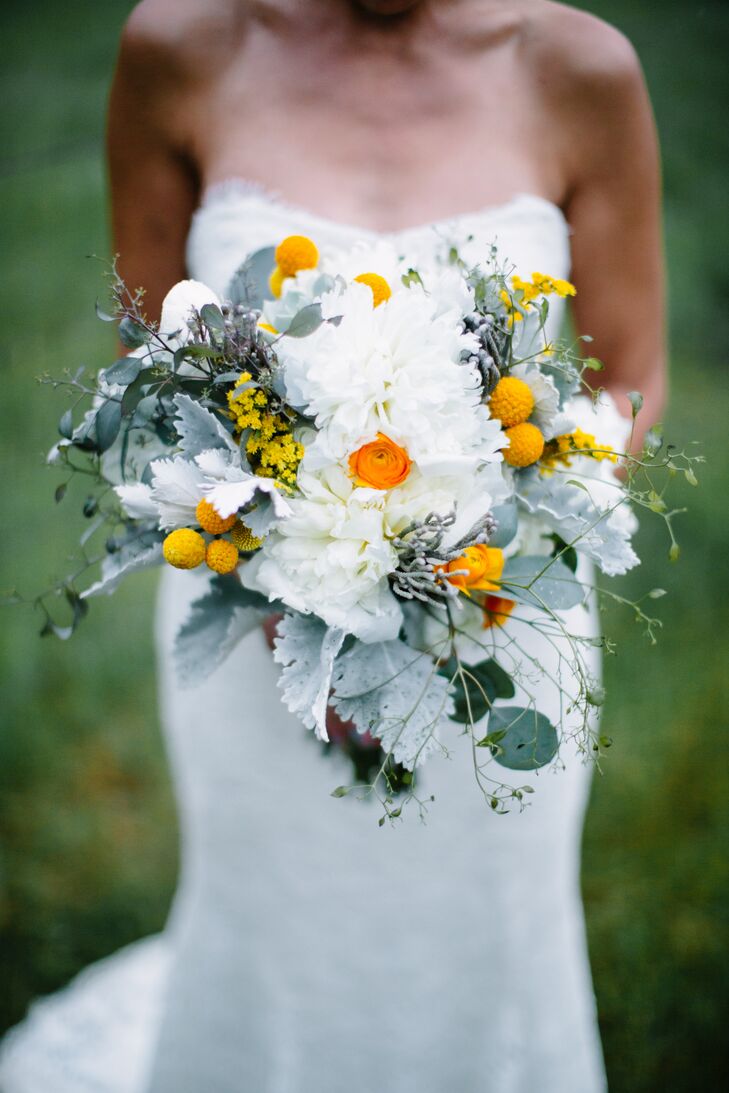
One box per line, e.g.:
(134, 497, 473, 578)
(0, 184, 607, 1093)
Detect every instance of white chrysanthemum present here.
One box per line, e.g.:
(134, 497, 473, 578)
(278, 281, 503, 470)
(510, 362, 561, 439)
(241, 465, 402, 642)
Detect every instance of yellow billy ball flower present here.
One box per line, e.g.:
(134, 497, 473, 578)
(268, 265, 286, 299)
(503, 422, 545, 467)
(205, 539, 240, 575)
(354, 272, 392, 308)
(488, 377, 535, 428)
(163, 528, 206, 570)
(230, 520, 264, 552)
(274, 235, 319, 277)
(195, 498, 236, 536)
(258, 320, 278, 334)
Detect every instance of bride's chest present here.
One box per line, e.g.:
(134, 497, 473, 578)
(188, 39, 557, 231)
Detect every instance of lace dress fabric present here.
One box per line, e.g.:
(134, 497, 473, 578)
(0, 186, 607, 1093)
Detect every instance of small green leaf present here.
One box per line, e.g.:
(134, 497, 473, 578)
(118, 315, 149, 349)
(648, 588, 667, 599)
(121, 368, 159, 417)
(627, 390, 644, 418)
(669, 543, 681, 562)
(488, 706, 559, 771)
(104, 355, 144, 386)
(401, 268, 424, 289)
(95, 300, 115, 322)
(583, 356, 604, 371)
(200, 303, 225, 333)
(58, 409, 73, 439)
(684, 468, 698, 486)
(283, 303, 323, 338)
(94, 399, 122, 452)
(54, 482, 67, 503)
(445, 658, 514, 723)
(331, 786, 351, 798)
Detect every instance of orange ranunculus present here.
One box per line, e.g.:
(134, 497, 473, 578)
(442, 544, 504, 593)
(348, 433, 412, 490)
(481, 594, 515, 629)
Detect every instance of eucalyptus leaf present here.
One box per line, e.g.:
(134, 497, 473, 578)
(481, 706, 559, 771)
(95, 301, 115, 323)
(121, 368, 160, 417)
(104, 355, 144, 387)
(40, 586, 89, 641)
(58, 409, 73, 439)
(228, 245, 276, 309)
(489, 501, 518, 548)
(441, 656, 515, 724)
(500, 556, 585, 611)
(627, 390, 644, 418)
(118, 315, 149, 349)
(94, 399, 122, 453)
(200, 303, 225, 333)
(283, 303, 324, 338)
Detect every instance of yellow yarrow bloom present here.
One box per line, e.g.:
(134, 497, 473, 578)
(227, 374, 304, 489)
(206, 539, 239, 575)
(195, 498, 236, 536)
(503, 422, 545, 467)
(488, 376, 535, 428)
(163, 528, 206, 570)
(354, 272, 392, 308)
(541, 429, 617, 471)
(531, 272, 576, 298)
(274, 235, 319, 277)
(230, 521, 264, 552)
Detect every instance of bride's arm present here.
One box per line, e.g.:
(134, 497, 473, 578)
(553, 20, 667, 445)
(107, 12, 200, 319)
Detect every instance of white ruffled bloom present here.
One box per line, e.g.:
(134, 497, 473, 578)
(241, 465, 402, 642)
(278, 281, 505, 471)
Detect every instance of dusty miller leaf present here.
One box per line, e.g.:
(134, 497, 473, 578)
(272, 613, 345, 740)
(331, 640, 453, 770)
(173, 393, 234, 455)
(174, 575, 269, 687)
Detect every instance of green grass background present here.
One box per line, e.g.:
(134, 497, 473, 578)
(0, 2, 727, 1089)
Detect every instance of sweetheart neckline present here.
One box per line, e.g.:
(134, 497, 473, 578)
(195, 177, 570, 240)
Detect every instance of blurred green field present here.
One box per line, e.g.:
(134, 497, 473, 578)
(0, 2, 727, 1090)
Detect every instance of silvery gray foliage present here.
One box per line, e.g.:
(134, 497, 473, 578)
(390, 510, 497, 606)
(500, 555, 585, 612)
(174, 576, 270, 687)
(516, 469, 639, 576)
(82, 531, 163, 599)
(331, 640, 454, 770)
(173, 394, 235, 456)
(272, 614, 345, 740)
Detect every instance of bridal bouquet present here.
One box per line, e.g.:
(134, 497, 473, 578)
(40, 232, 697, 816)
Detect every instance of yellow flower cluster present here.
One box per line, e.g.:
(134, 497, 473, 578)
(499, 271, 576, 326)
(542, 428, 617, 471)
(227, 374, 304, 489)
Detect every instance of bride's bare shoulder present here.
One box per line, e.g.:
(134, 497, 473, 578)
(118, 0, 246, 74)
(525, 2, 644, 97)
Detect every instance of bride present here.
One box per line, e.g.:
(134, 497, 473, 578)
(0, 1, 665, 1090)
